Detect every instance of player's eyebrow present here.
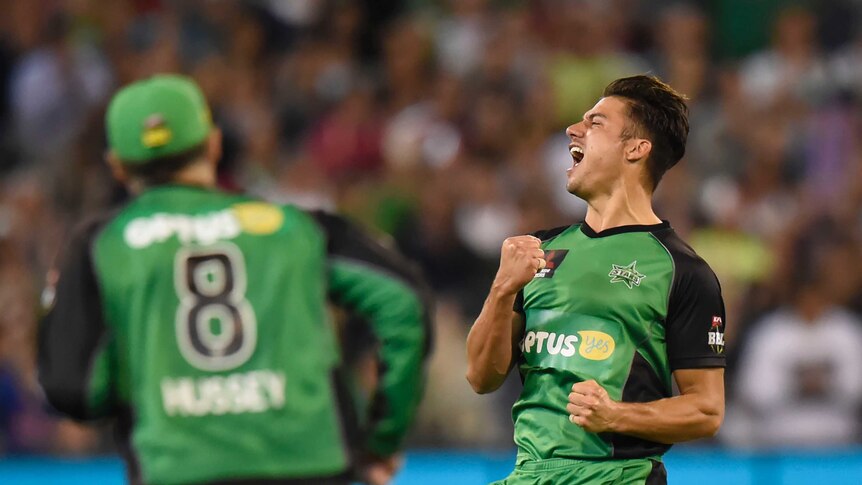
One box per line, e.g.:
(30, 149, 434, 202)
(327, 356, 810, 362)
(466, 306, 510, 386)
(584, 113, 608, 123)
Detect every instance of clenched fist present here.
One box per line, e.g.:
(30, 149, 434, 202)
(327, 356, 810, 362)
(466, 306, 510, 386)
(492, 236, 546, 296)
(567, 380, 620, 433)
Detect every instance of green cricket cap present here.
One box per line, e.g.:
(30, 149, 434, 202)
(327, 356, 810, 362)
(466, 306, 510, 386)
(106, 74, 213, 164)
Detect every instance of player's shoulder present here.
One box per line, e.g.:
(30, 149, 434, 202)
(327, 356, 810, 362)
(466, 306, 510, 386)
(651, 227, 719, 286)
(530, 224, 577, 242)
(206, 189, 320, 232)
(52, 207, 127, 276)
(305, 209, 389, 253)
(306, 209, 350, 234)
(308, 209, 427, 284)
(75, 205, 130, 246)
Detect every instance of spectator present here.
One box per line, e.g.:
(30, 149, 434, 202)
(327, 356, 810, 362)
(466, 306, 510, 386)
(1, 0, 862, 454)
(733, 231, 862, 447)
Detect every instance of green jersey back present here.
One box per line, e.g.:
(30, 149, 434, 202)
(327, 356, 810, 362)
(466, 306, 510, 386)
(96, 186, 343, 482)
(38, 185, 431, 485)
(514, 221, 725, 461)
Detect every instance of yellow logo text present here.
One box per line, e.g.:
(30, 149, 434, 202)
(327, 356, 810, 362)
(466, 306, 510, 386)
(577, 331, 615, 360)
(232, 202, 284, 235)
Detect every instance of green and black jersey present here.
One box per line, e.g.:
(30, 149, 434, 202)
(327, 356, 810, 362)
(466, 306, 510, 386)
(513, 221, 725, 462)
(38, 185, 432, 485)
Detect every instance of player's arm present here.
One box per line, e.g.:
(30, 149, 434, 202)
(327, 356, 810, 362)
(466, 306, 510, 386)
(568, 253, 726, 443)
(567, 369, 724, 443)
(466, 236, 544, 394)
(37, 221, 115, 421)
(312, 212, 432, 459)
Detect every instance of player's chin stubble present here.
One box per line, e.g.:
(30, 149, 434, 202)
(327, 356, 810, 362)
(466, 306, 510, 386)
(566, 174, 582, 196)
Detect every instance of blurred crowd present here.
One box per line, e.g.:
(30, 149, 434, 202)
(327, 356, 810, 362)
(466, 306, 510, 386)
(2, 0, 862, 456)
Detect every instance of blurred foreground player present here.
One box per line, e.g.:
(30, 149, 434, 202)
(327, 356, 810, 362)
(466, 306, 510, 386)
(467, 75, 726, 484)
(38, 75, 431, 485)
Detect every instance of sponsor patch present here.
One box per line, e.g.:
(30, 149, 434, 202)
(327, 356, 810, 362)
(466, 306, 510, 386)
(232, 202, 284, 235)
(577, 330, 615, 360)
(519, 329, 616, 361)
(534, 250, 569, 279)
(708, 315, 725, 354)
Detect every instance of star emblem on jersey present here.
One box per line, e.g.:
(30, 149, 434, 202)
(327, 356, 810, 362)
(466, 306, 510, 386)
(608, 261, 645, 289)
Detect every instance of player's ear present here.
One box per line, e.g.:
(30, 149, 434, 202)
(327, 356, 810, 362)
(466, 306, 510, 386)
(205, 128, 223, 169)
(624, 138, 651, 163)
(105, 150, 130, 185)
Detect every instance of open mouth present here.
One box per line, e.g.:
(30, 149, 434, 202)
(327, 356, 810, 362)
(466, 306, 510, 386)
(570, 146, 584, 164)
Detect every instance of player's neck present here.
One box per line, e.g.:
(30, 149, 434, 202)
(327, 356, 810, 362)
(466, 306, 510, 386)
(584, 183, 660, 232)
(129, 160, 217, 194)
(169, 162, 217, 189)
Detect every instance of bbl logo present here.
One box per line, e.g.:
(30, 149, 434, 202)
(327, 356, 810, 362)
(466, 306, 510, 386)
(708, 316, 725, 354)
(534, 250, 569, 279)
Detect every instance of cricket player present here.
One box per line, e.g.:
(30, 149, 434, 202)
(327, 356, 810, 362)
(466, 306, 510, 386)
(38, 75, 431, 485)
(467, 75, 726, 484)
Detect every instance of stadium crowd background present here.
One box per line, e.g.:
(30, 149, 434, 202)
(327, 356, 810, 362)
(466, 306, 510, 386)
(1, 0, 862, 457)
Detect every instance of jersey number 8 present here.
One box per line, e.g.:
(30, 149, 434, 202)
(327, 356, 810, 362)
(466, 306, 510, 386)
(174, 243, 257, 371)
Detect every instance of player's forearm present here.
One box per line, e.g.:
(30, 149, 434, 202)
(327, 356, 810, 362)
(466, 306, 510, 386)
(326, 254, 431, 455)
(466, 286, 518, 394)
(38, 225, 116, 421)
(361, 290, 427, 456)
(610, 393, 724, 444)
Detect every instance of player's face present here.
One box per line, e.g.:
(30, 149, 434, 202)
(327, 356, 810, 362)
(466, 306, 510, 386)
(564, 97, 631, 199)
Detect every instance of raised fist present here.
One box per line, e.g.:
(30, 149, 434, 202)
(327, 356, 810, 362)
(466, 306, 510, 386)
(493, 236, 545, 296)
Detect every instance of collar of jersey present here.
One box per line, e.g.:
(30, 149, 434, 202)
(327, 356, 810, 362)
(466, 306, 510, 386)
(580, 220, 670, 238)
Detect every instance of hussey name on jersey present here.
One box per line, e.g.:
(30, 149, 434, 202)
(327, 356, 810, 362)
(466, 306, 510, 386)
(161, 369, 286, 417)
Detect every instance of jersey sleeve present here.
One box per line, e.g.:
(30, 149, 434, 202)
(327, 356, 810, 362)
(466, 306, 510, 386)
(513, 290, 525, 314)
(664, 253, 727, 371)
(311, 211, 433, 457)
(37, 220, 116, 421)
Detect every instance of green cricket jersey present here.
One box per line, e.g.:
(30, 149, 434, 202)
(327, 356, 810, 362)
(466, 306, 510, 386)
(38, 185, 431, 485)
(513, 221, 725, 461)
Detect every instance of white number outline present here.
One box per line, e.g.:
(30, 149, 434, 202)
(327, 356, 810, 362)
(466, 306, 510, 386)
(174, 242, 257, 371)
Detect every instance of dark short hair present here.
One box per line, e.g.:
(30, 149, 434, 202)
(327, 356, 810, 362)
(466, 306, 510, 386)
(603, 75, 689, 189)
(120, 142, 208, 187)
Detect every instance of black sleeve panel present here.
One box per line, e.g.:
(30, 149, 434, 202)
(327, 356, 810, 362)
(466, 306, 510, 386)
(309, 211, 433, 455)
(514, 225, 572, 314)
(309, 210, 434, 354)
(533, 225, 572, 242)
(653, 229, 727, 371)
(310, 211, 429, 289)
(37, 216, 114, 421)
(514, 291, 525, 315)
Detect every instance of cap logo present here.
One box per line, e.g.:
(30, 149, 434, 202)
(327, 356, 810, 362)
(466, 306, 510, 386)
(141, 114, 172, 148)
(201, 106, 212, 126)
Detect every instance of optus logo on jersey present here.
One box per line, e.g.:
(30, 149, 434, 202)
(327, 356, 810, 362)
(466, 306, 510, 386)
(124, 203, 284, 248)
(520, 330, 615, 360)
(126, 210, 240, 248)
(577, 330, 616, 360)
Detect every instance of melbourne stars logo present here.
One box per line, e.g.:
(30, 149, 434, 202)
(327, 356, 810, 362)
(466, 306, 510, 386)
(608, 261, 645, 289)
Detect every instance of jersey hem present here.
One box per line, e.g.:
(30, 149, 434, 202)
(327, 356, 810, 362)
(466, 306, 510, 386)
(514, 453, 663, 471)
